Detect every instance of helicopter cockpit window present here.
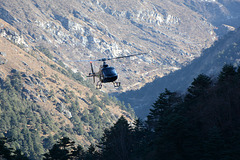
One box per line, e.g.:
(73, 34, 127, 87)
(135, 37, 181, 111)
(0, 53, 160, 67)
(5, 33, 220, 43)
(102, 67, 117, 77)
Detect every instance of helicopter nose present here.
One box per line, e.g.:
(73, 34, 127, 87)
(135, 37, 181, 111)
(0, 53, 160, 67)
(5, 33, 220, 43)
(104, 75, 118, 82)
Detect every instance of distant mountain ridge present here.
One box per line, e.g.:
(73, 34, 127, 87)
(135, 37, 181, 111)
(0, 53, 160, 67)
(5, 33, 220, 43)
(184, 0, 240, 35)
(115, 27, 240, 118)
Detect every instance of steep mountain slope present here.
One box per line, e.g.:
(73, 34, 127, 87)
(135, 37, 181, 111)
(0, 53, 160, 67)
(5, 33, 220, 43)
(0, 0, 217, 92)
(116, 27, 240, 118)
(0, 19, 134, 159)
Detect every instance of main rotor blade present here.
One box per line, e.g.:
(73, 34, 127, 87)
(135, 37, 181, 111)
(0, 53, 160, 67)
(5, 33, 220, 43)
(68, 58, 109, 62)
(68, 59, 99, 62)
(109, 53, 147, 60)
(69, 52, 147, 62)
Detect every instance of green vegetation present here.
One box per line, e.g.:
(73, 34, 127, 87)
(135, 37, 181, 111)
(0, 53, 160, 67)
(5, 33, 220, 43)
(0, 137, 29, 160)
(47, 57, 94, 89)
(1, 63, 240, 160)
(43, 137, 98, 160)
(0, 68, 133, 159)
(36, 46, 53, 60)
(143, 64, 240, 160)
(0, 71, 55, 159)
(42, 64, 240, 160)
(43, 116, 148, 160)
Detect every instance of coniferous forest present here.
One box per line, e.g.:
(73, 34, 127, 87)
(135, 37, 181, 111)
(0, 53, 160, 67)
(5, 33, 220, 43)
(1, 64, 240, 160)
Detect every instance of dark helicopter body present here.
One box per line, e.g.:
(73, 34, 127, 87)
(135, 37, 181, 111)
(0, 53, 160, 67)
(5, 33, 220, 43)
(100, 65, 118, 83)
(75, 53, 146, 89)
(88, 61, 120, 89)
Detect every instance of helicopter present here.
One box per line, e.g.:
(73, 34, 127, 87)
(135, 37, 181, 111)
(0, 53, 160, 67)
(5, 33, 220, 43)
(75, 53, 146, 89)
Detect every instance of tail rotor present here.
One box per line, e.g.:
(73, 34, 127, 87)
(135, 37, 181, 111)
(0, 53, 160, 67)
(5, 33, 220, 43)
(87, 61, 96, 83)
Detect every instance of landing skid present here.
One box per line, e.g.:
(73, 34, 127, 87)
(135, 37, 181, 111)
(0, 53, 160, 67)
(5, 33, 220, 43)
(113, 82, 121, 87)
(95, 81, 121, 89)
(96, 81, 102, 89)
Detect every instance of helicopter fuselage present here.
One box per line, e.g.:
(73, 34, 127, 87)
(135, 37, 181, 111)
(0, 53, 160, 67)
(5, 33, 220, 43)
(100, 64, 118, 83)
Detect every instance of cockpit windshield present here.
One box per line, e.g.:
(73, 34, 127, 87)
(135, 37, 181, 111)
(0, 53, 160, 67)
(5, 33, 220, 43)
(102, 67, 117, 77)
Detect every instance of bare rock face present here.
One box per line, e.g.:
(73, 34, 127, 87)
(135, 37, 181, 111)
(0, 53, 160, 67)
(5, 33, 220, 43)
(0, 8, 15, 25)
(0, 0, 239, 92)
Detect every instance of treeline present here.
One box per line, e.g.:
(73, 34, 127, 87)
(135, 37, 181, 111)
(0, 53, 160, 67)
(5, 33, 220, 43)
(42, 64, 240, 160)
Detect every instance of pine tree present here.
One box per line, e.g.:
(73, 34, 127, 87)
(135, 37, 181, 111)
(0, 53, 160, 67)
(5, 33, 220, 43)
(185, 74, 212, 101)
(202, 127, 225, 160)
(130, 119, 151, 160)
(85, 144, 99, 160)
(0, 137, 29, 160)
(99, 116, 132, 160)
(43, 134, 55, 149)
(218, 64, 237, 83)
(43, 137, 75, 160)
(147, 88, 182, 131)
(70, 145, 85, 160)
(0, 137, 12, 160)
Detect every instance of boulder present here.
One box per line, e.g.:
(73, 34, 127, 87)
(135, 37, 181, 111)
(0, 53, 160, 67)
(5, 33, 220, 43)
(0, 52, 6, 56)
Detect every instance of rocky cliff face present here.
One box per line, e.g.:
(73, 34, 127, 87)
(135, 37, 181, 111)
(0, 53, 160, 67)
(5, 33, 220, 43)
(0, 0, 220, 92)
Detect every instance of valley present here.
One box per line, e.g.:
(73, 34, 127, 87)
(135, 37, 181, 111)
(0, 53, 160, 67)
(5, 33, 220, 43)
(116, 28, 240, 118)
(0, 0, 240, 159)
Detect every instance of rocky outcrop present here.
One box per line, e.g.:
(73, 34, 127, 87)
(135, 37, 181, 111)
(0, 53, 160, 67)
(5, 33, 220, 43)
(0, 51, 7, 65)
(56, 102, 72, 118)
(0, 25, 28, 47)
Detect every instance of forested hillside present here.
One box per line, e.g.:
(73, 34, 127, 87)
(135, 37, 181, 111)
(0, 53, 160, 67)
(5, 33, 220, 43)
(0, 24, 134, 159)
(0, 67, 134, 160)
(33, 64, 240, 160)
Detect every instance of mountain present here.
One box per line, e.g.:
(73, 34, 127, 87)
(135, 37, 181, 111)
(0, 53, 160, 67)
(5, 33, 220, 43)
(0, 0, 220, 92)
(116, 27, 240, 118)
(0, 19, 134, 159)
(1, 0, 240, 158)
(1, 0, 239, 93)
